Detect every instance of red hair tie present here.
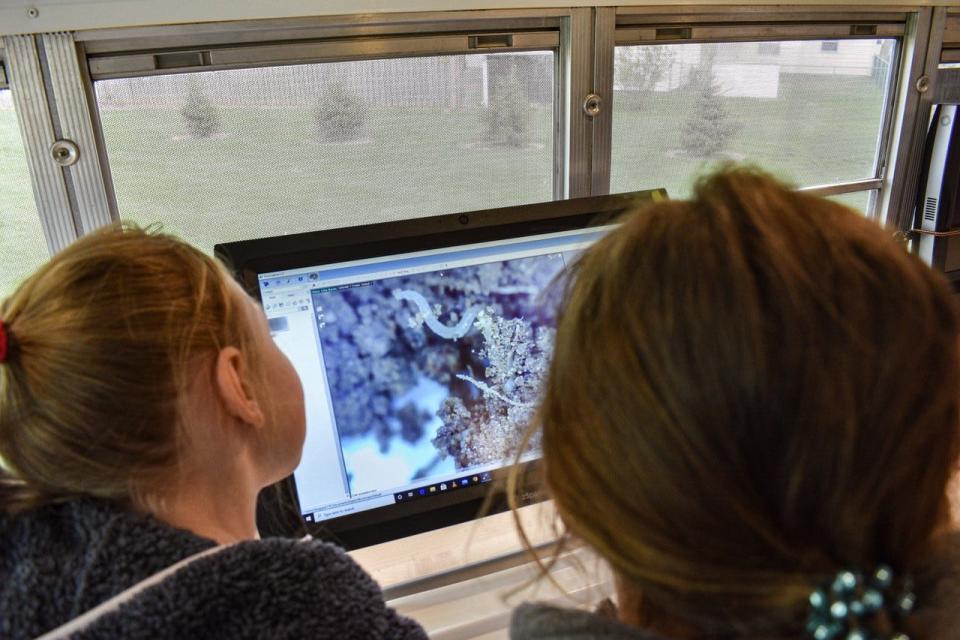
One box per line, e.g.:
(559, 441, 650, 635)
(0, 320, 9, 363)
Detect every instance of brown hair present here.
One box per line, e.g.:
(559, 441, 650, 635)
(0, 224, 253, 513)
(517, 168, 960, 636)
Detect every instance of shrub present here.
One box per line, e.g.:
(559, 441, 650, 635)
(680, 66, 741, 158)
(314, 82, 368, 143)
(179, 80, 221, 139)
(480, 60, 530, 148)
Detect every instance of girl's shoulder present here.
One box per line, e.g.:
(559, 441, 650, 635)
(511, 603, 664, 640)
(75, 535, 427, 639)
(215, 535, 392, 609)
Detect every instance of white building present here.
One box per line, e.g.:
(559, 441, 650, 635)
(615, 39, 890, 98)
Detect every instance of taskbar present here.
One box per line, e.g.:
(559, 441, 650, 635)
(301, 471, 494, 524)
(392, 471, 494, 504)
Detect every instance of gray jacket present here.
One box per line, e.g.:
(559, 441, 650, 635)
(511, 603, 663, 640)
(0, 498, 427, 639)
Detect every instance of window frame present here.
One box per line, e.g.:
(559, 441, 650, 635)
(0, 6, 950, 255)
(78, 10, 586, 210)
(598, 7, 912, 219)
(84, 32, 562, 79)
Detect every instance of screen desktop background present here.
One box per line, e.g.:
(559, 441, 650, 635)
(311, 249, 580, 498)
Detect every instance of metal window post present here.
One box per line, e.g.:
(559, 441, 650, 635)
(561, 8, 594, 199)
(591, 7, 615, 197)
(40, 32, 115, 234)
(880, 8, 943, 231)
(3, 32, 115, 256)
(2, 34, 77, 254)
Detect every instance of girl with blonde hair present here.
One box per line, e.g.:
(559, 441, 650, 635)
(0, 226, 426, 639)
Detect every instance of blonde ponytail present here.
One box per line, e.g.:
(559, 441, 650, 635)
(0, 224, 254, 514)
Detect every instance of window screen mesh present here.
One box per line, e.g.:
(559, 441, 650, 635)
(95, 52, 555, 251)
(611, 39, 897, 199)
(0, 89, 49, 298)
(829, 190, 875, 215)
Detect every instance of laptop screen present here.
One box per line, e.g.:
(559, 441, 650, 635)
(257, 226, 608, 525)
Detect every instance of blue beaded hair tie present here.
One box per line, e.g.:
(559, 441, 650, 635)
(806, 565, 916, 640)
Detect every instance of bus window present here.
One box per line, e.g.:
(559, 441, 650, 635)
(829, 190, 878, 215)
(610, 39, 898, 214)
(0, 87, 50, 297)
(93, 52, 556, 251)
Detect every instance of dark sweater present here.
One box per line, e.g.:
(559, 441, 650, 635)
(0, 498, 427, 639)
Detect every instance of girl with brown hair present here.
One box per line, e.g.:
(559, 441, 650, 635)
(0, 226, 426, 639)
(511, 168, 960, 640)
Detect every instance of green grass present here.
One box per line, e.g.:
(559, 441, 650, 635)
(97, 105, 555, 251)
(611, 74, 887, 198)
(0, 107, 50, 299)
(829, 190, 873, 213)
(1, 73, 884, 296)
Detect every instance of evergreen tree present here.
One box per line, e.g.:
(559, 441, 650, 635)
(314, 81, 368, 143)
(180, 78, 221, 139)
(680, 65, 740, 158)
(480, 59, 529, 148)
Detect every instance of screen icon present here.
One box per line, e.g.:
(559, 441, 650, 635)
(460, 479, 469, 487)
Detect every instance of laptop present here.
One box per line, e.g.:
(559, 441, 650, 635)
(215, 189, 665, 548)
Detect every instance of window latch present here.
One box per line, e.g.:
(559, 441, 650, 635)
(469, 34, 514, 49)
(153, 51, 210, 70)
(655, 27, 692, 41)
(850, 25, 878, 36)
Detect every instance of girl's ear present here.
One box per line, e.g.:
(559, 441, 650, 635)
(214, 346, 265, 428)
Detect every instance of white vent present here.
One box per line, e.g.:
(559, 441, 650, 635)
(924, 196, 939, 223)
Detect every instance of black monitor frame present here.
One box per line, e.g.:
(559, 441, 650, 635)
(216, 188, 665, 549)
